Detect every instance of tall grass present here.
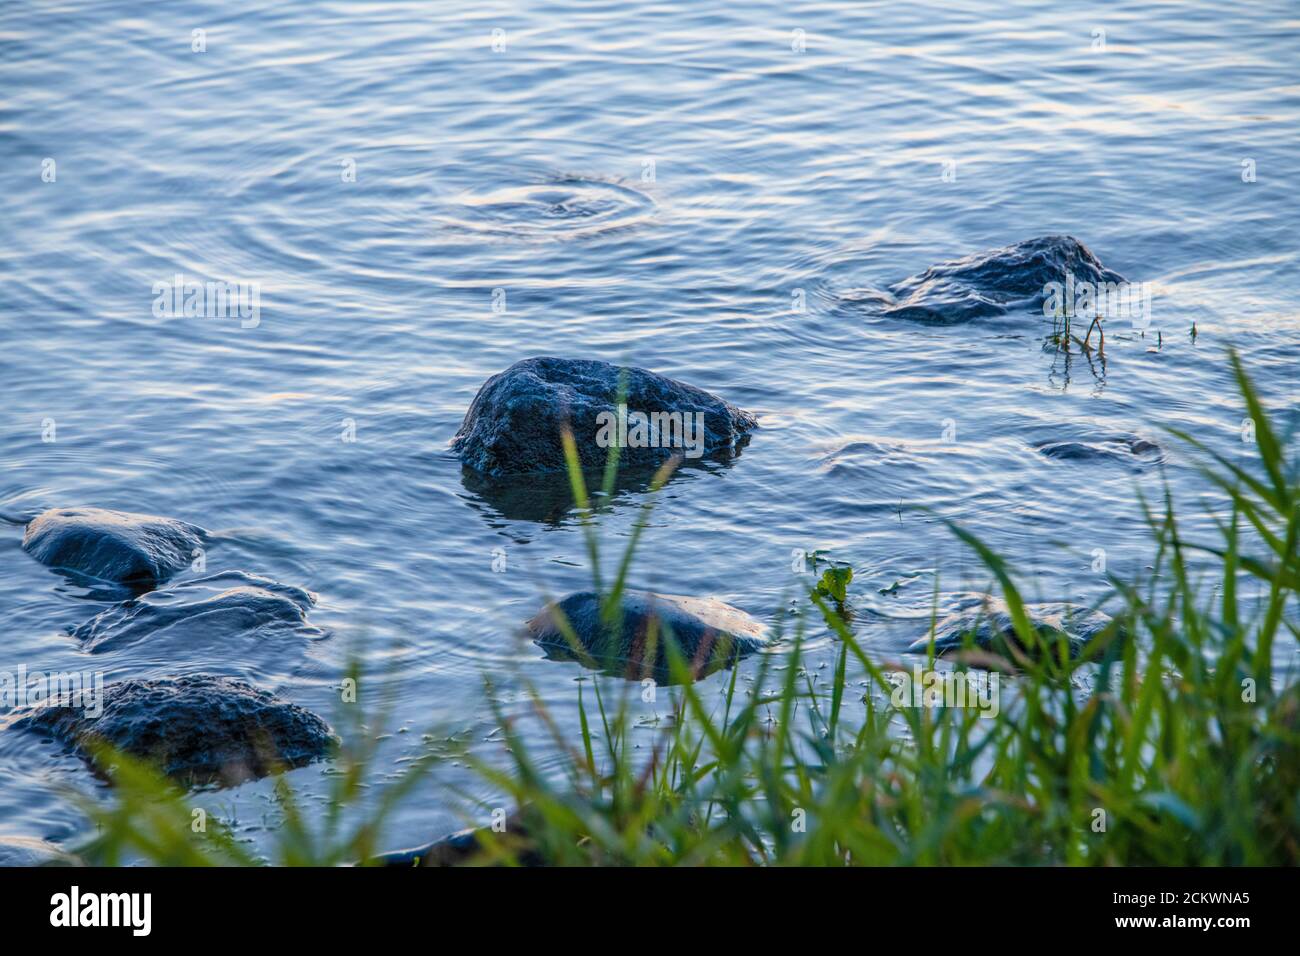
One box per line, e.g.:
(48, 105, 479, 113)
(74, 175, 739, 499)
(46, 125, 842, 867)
(453, 351, 1299, 865)
(67, 354, 1298, 866)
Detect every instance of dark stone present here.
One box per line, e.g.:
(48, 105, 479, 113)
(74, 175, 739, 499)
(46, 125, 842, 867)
(22, 507, 206, 591)
(527, 590, 768, 682)
(905, 594, 1116, 662)
(370, 810, 541, 867)
(1034, 435, 1162, 467)
(71, 571, 323, 653)
(885, 236, 1126, 325)
(13, 675, 336, 788)
(452, 357, 757, 478)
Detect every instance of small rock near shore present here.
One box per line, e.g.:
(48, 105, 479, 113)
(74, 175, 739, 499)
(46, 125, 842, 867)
(527, 589, 768, 682)
(906, 594, 1116, 662)
(14, 675, 336, 788)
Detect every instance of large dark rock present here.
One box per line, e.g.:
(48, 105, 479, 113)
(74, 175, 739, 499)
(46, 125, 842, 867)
(905, 594, 1117, 662)
(13, 675, 335, 788)
(527, 590, 768, 682)
(71, 571, 323, 653)
(22, 507, 205, 591)
(885, 236, 1125, 325)
(452, 357, 757, 478)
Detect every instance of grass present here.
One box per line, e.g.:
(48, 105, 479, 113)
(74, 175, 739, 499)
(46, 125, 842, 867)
(65, 352, 1298, 866)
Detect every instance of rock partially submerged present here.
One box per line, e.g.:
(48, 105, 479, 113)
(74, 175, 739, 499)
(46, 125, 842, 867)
(527, 590, 768, 682)
(1035, 435, 1162, 468)
(371, 810, 540, 867)
(884, 236, 1125, 325)
(22, 507, 205, 591)
(14, 675, 335, 788)
(905, 594, 1116, 662)
(452, 357, 757, 478)
(71, 571, 322, 653)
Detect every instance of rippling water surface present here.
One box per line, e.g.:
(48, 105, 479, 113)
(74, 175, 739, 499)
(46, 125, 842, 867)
(1, 0, 1297, 857)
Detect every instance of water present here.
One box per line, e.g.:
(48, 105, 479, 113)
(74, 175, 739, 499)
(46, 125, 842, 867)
(1, 0, 1297, 858)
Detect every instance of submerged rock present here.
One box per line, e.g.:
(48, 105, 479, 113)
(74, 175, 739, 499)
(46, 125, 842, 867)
(884, 236, 1125, 325)
(0, 836, 78, 867)
(13, 675, 335, 788)
(527, 590, 768, 682)
(1035, 435, 1162, 467)
(71, 571, 322, 653)
(22, 507, 205, 591)
(905, 594, 1116, 662)
(371, 810, 539, 867)
(460, 456, 738, 524)
(452, 357, 757, 478)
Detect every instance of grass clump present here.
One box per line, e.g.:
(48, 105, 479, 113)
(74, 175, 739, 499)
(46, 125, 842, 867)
(457, 350, 1299, 866)
(62, 353, 1298, 866)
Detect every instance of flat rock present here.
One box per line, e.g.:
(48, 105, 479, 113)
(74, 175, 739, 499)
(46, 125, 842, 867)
(22, 507, 206, 591)
(885, 236, 1125, 325)
(906, 593, 1116, 662)
(13, 675, 335, 788)
(527, 590, 768, 682)
(452, 357, 757, 478)
(71, 571, 322, 653)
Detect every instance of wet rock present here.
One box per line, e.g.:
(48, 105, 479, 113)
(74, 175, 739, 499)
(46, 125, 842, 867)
(22, 507, 206, 591)
(1035, 435, 1162, 467)
(527, 590, 767, 682)
(371, 810, 540, 867)
(885, 236, 1125, 325)
(13, 675, 335, 788)
(905, 594, 1116, 662)
(71, 571, 323, 654)
(452, 357, 757, 478)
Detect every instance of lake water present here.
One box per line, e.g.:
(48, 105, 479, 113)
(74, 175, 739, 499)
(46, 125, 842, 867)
(1, 0, 1297, 859)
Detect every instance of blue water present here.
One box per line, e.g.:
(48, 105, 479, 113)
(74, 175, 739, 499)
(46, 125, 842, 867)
(1, 0, 1297, 859)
